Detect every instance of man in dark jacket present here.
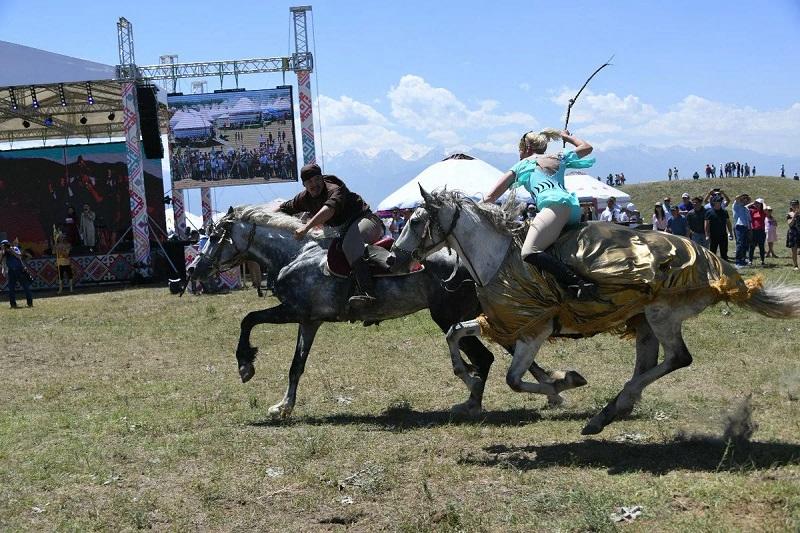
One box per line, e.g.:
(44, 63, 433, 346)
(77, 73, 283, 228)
(279, 163, 384, 307)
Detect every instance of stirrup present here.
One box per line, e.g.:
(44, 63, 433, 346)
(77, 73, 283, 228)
(348, 293, 376, 306)
(566, 281, 598, 301)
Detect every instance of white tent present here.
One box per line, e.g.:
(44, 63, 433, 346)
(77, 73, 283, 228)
(564, 172, 630, 204)
(377, 155, 630, 212)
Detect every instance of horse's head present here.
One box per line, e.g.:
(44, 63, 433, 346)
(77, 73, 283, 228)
(190, 206, 254, 282)
(390, 185, 461, 272)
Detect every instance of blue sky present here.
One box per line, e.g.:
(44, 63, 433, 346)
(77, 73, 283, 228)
(2, 0, 799, 210)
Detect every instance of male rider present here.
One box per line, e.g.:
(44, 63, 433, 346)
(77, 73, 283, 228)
(278, 163, 383, 307)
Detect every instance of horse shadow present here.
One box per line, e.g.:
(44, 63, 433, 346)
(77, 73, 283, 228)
(249, 405, 648, 431)
(457, 436, 800, 474)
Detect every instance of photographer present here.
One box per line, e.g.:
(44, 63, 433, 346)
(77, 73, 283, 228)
(1, 239, 33, 308)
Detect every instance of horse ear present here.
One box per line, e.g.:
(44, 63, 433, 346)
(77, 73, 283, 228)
(418, 184, 435, 206)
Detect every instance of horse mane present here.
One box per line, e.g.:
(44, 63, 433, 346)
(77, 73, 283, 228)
(228, 204, 339, 239)
(430, 189, 526, 238)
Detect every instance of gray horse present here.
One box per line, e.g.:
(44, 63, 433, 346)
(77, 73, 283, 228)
(190, 205, 585, 419)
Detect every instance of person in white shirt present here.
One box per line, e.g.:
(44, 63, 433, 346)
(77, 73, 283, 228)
(599, 197, 619, 222)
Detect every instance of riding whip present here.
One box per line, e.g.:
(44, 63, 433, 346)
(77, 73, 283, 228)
(563, 55, 615, 146)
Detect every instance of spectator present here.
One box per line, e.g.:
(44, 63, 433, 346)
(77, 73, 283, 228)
(732, 193, 752, 267)
(673, 166, 679, 180)
(692, 171, 700, 180)
(765, 205, 778, 258)
(678, 193, 693, 212)
(389, 208, 406, 239)
(662, 197, 674, 222)
(667, 206, 689, 237)
(652, 203, 668, 231)
(618, 204, 630, 224)
(79, 203, 97, 252)
(748, 198, 766, 266)
(787, 200, 800, 270)
(687, 196, 708, 247)
(704, 188, 730, 210)
(0, 239, 33, 308)
(794, 173, 799, 181)
(705, 196, 733, 262)
(599, 197, 619, 222)
(54, 232, 74, 294)
(668, 168, 673, 181)
(781, 164, 785, 178)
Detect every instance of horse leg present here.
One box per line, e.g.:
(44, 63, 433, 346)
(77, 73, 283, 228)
(445, 320, 486, 415)
(236, 304, 298, 383)
(526, 358, 588, 407)
(505, 323, 560, 398)
(582, 307, 692, 435)
(268, 321, 322, 420)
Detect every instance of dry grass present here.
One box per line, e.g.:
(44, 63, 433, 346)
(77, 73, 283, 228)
(2, 261, 800, 530)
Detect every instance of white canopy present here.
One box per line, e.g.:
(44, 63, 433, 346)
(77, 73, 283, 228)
(377, 155, 630, 212)
(563, 172, 630, 204)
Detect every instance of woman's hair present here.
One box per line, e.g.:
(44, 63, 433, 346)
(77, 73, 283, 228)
(519, 128, 562, 153)
(654, 204, 665, 219)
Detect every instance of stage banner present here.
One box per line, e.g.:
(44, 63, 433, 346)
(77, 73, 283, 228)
(0, 141, 165, 258)
(201, 187, 213, 226)
(172, 189, 187, 239)
(122, 82, 151, 271)
(297, 71, 316, 165)
(167, 86, 299, 190)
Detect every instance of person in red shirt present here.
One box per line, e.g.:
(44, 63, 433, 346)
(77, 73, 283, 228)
(748, 198, 767, 266)
(279, 163, 384, 307)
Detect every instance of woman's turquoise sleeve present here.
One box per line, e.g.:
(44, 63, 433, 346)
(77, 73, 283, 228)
(563, 149, 596, 169)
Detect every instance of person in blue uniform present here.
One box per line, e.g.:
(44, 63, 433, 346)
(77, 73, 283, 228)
(484, 128, 596, 299)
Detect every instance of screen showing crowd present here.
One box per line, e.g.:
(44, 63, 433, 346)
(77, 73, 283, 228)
(167, 86, 298, 190)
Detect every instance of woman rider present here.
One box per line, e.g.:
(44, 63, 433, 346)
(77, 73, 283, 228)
(483, 128, 597, 299)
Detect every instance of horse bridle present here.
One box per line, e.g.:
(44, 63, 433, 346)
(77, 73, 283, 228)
(202, 220, 257, 273)
(394, 204, 461, 261)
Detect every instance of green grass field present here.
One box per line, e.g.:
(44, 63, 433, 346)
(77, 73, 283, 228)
(2, 176, 800, 531)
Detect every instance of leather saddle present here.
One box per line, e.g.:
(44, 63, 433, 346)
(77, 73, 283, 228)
(326, 236, 424, 278)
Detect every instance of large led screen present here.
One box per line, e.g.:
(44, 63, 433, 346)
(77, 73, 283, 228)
(0, 142, 166, 256)
(167, 86, 298, 190)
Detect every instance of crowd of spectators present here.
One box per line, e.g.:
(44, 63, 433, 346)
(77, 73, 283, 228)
(171, 139, 296, 183)
(598, 188, 796, 270)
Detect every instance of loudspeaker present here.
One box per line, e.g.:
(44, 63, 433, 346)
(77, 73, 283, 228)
(136, 85, 164, 159)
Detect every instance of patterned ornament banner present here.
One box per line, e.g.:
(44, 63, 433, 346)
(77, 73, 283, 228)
(201, 187, 213, 227)
(122, 82, 151, 273)
(0, 253, 135, 291)
(296, 71, 316, 165)
(184, 245, 241, 290)
(172, 189, 187, 239)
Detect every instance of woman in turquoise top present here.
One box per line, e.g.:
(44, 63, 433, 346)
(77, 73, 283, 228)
(484, 128, 597, 299)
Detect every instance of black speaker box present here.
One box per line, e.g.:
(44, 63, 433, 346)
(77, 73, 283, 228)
(136, 85, 164, 159)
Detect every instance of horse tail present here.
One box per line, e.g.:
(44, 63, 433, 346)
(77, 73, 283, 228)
(736, 279, 800, 318)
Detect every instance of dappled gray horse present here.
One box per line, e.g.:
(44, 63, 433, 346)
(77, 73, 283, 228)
(391, 188, 800, 434)
(190, 205, 584, 419)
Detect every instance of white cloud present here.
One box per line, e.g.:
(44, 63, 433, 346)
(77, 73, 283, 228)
(519, 82, 531, 92)
(550, 89, 800, 155)
(316, 94, 427, 159)
(388, 75, 536, 131)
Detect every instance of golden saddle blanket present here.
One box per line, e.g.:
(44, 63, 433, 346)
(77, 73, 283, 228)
(477, 222, 756, 345)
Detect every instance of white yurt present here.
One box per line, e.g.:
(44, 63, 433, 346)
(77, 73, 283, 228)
(377, 154, 630, 214)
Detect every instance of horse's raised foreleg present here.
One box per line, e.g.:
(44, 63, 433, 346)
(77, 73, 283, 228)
(268, 321, 321, 420)
(445, 319, 485, 416)
(526, 359, 588, 407)
(583, 307, 692, 435)
(236, 304, 298, 383)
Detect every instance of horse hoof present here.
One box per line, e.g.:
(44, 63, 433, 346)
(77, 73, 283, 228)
(581, 420, 604, 435)
(451, 402, 482, 417)
(239, 364, 255, 383)
(566, 370, 588, 388)
(268, 403, 292, 420)
(546, 394, 566, 408)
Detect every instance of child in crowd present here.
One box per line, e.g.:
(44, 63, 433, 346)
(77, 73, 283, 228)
(765, 206, 778, 258)
(54, 231, 73, 293)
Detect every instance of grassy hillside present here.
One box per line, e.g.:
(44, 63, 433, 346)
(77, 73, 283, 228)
(620, 176, 800, 214)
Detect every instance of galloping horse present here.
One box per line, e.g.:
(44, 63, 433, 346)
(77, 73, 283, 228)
(391, 188, 800, 434)
(190, 205, 585, 419)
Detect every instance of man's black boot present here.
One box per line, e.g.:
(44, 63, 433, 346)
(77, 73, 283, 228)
(349, 257, 377, 308)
